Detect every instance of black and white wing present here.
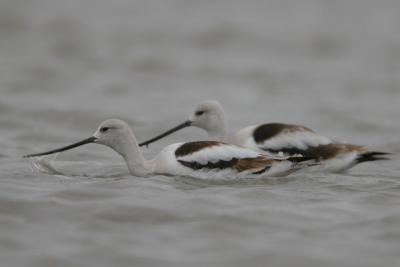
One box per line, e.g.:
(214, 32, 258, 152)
(235, 123, 333, 156)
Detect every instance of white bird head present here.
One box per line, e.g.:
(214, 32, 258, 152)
(189, 100, 226, 133)
(92, 118, 143, 159)
(93, 119, 131, 145)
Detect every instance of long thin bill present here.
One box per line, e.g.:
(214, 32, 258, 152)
(139, 120, 192, 147)
(23, 136, 97, 158)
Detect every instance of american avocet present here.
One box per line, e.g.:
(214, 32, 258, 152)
(23, 119, 317, 179)
(139, 100, 390, 173)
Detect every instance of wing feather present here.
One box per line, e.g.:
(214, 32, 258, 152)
(236, 124, 332, 156)
(175, 141, 275, 172)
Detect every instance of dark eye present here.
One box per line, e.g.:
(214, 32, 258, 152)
(100, 127, 110, 133)
(195, 111, 205, 116)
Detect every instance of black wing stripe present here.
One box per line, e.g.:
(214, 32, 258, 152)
(175, 141, 222, 157)
(178, 158, 239, 170)
(178, 156, 271, 172)
(253, 123, 313, 144)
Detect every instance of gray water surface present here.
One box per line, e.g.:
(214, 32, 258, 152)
(1, 0, 400, 266)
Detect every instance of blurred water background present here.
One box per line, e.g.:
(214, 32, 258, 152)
(1, 0, 400, 266)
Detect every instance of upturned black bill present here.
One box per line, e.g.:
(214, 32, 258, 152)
(139, 120, 192, 147)
(23, 136, 97, 158)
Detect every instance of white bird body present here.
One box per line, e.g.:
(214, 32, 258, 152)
(24, 119, 315, 180)
(139, 100, 389, 173)
(152, 141, 299, 180)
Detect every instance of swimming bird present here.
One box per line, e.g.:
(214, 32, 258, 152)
(139, 100, 390, 173)
(23, 119, 317, 179)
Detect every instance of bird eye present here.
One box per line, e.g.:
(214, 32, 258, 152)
(195, 111, 205, 116)
(100, 127, 110, 133)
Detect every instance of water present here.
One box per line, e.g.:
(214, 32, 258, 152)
(1, 0, 400, 266)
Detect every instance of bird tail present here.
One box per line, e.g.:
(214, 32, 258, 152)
(356, 151, 391, 163)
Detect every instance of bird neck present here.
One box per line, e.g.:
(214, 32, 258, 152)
(117, 131, 151, 177)
(207, 119, 229, 142)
